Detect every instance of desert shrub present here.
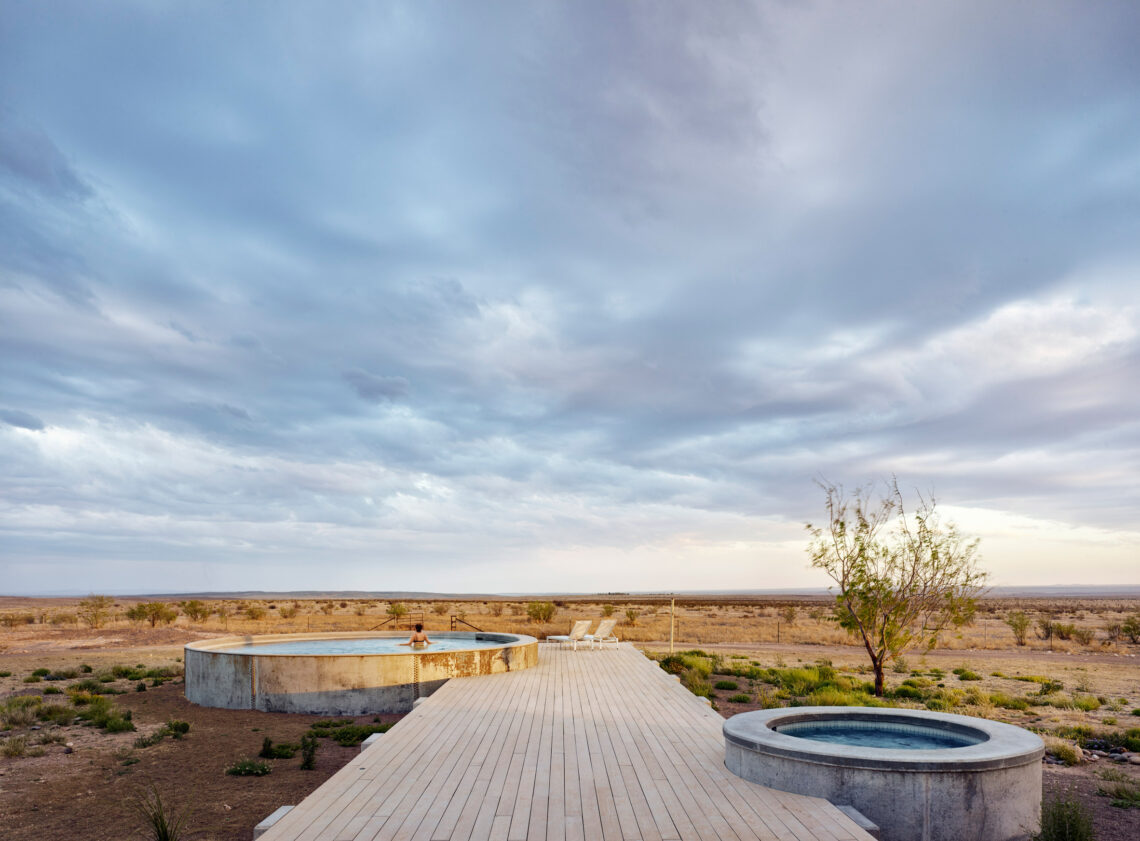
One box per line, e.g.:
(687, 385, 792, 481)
(927, 668, 945, 679)
(891, 684, 925, 701)
(990, 692, 1030, 711)
(432, 603, 449, 615)
(135, 731, 167, 748)
(300, 733, 319, 770)
(0, 670, 10, 677)
(309, 720, 392, 746)
(77, 594, 115, 628)
(1117, 610, 1135, 642)
(259, 737, 299, 758)
(1072, 627, 1095, 646)
(126, 603, 178, 627)
(37, 703, 74, 725)
(2, 736, 28, 757)
(23, 675, 42, 684)
(179, 600, 211, 622)
(727, 694, 752, 703)
(75, 694, 135, 732)
(526, 602, 556, 623)
(714, 680, 739, 691)
(1034, 795, 1092, 841)
(167, 720, 190, 738)
(807, 687, 880, 707)
(1053, 623, 1076, 641)
(1005, 611, 1031, 645)
(1073, 695, 1101, 712)
(45, 668, 78, 681)
(602, 604, 615, 617)
(681, 668, 712, 698)
(624, 608, 640, 625)
(1, 696, 42, 728)
(133, 782, 190, 841)
(226, 758, 271, 776)
(245, 605, 266, 620)
(1045, 738, 1082, 766)
(778, 668, 822, 695)
(963, 687, 990, 707)
(953, 667, 982, 681)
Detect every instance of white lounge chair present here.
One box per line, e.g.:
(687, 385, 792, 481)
(581, 618, 619, 649)
(546, 619, 592, 650)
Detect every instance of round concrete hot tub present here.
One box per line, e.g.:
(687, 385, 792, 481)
(185, 631, 538, 715)
(723, 706, 1044, 841)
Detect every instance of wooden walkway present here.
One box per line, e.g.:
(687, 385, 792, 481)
(260, 644, 874, 841)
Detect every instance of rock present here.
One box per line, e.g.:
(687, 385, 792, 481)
(63, 747, 73, 754)
(1130, 755, 1140, 766)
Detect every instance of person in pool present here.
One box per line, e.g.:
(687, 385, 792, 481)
(400, 624, 431, 647)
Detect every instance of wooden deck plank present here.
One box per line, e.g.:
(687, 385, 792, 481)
(259, 644, 875, 841)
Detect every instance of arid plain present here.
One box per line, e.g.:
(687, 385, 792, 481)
(1, 595, 1138, 841)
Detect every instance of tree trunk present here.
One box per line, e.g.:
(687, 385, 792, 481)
(872, 660, 885, 696)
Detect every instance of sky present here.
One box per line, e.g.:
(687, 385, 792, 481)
(2, 1, 1138, 596)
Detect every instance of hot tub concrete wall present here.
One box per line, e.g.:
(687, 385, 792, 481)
(185, 632, 538, 715)
(723, 707, 1044, 841)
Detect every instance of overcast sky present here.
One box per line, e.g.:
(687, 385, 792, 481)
(2, 1, 1138, 595)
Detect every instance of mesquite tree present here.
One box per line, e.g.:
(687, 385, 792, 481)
(806, 479, 986, 695)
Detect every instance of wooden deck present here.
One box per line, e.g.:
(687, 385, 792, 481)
(260, 644, 874, 841)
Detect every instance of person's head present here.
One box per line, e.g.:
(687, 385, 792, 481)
(415, 623, 423, 632)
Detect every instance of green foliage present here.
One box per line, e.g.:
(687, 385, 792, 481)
(1121, 612, 1140, 643)
(134, 783, 190, 841)
(2, 736, 28, 757)
(37, 703, 74, 725)
(1005, 611, 1031, 645)
(1034, 796, 1092, 841)
(625, 608, 640, 625)
(990, 692, 1030, 711)
(245, 605, 267, 620)
(226, 758, 271, 776)
(126, 602, 178, 627)
(807, 687, 882, 707)
(526, 601, 556, 623)
(385, 602, 408, 619)
(1045, 739, 1082, 766)
(309, 720, 393, 746)
(602, 604, 615, 617)
(259, 737, 299, 758)
(806, 479, 986, 695)
(75, 694, 135, 732)
(167, 720, 190, 738)
(952, 667, 982, 681)
(1073, 695, 1101, 712)
(727, 694, 752, 703)
(178, 600, 210, 622)
(714, 680, 739, 691)
(0, 670, 10, 677)
(300, 733, 318, 770)
(1097, 770, 1140, 809)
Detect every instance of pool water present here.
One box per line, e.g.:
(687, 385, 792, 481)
(217, 637, 507, 655)
(776, 720, 982, 750)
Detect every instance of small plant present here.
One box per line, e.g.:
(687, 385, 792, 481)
(602, 604, 615, 617)
(526, 602, 556, 623)
(300, 732, 318, 770)
(226, 758, 272, 776)
(1073, 695, 1101, 712)
(714, 680, 739, 691)
(2, 735, 28, 757)
(0, 670, 10, 677)
(1005, 611, 1031, 646)
(953, 668, 982, 681)
(167, 720, 190, 738)
(259, 737, 299, 758)
(727, 693, 752, 703)
(432, 603, 449, 615)
(134, 782, 191, 841)
(1034, 795, 1093, 841)
(1045, 738, 1082, 766)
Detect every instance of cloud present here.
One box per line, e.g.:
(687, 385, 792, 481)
(0, 1, 1138, 593)
(0, 409, 45, 431)
(343, 369, 410, 402)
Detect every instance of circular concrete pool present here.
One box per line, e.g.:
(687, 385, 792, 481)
(185, 631, 538, 715)
(723, 706, 1043, 841)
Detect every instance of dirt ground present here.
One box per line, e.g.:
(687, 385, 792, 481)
(3, 601, 1139, 840)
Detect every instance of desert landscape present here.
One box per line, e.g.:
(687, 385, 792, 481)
(2, 594, 1138, 841)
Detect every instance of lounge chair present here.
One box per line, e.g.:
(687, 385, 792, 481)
(546, 619, 592, 650)
(581, 618, 619, 649)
